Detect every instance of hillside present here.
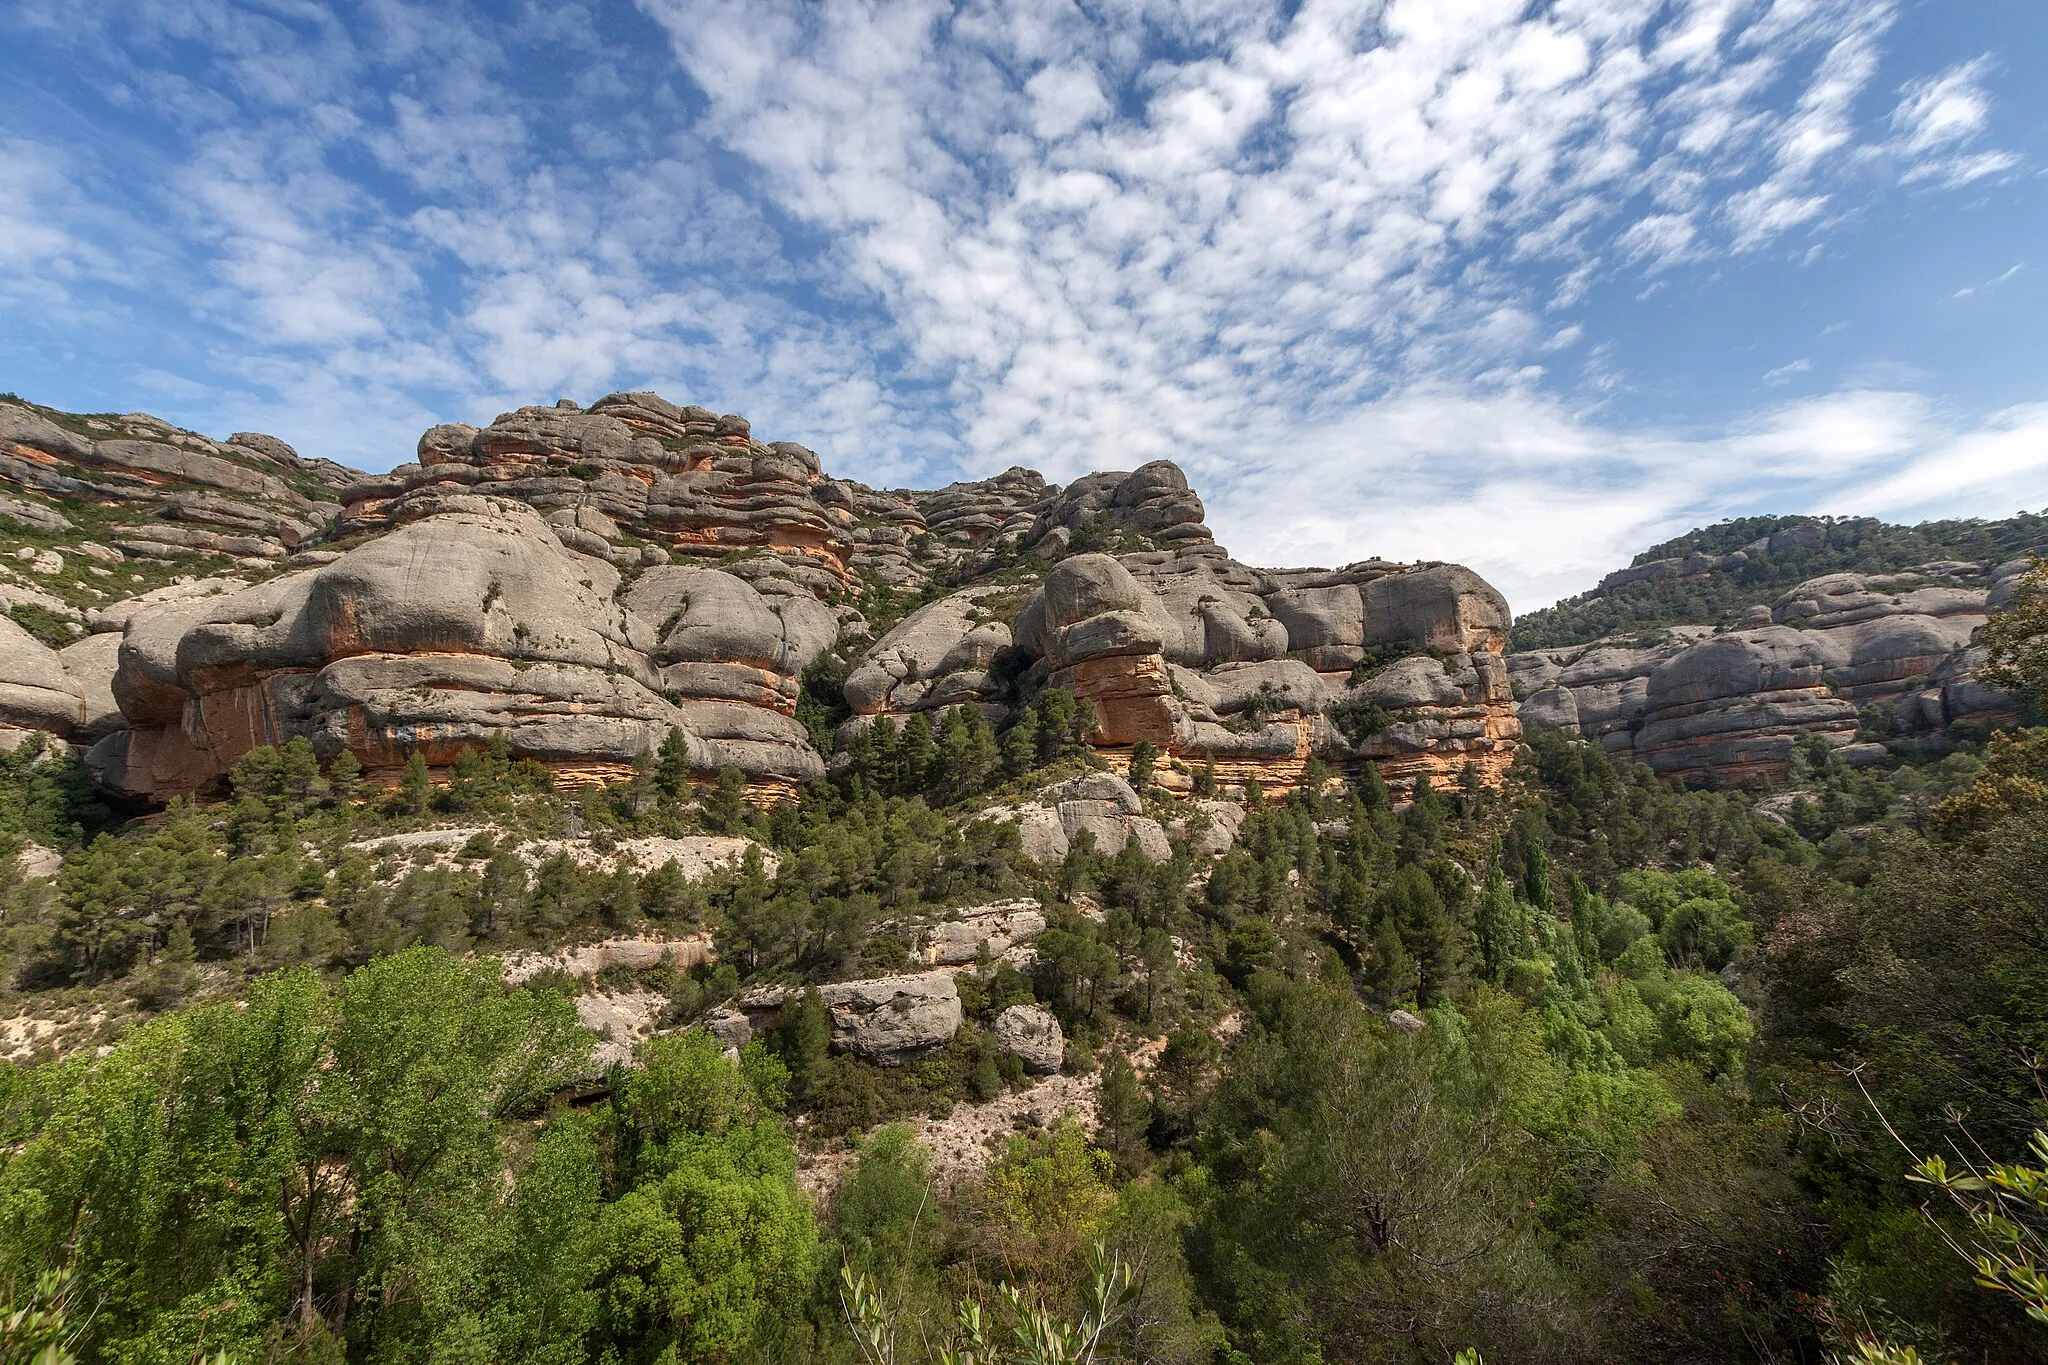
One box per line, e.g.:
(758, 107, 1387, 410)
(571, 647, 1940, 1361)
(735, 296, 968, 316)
(2, 389, 2046, 1365)
(1512, 510, 2048, 650)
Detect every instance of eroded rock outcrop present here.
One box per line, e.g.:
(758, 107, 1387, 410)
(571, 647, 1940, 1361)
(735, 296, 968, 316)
(338, 392, 869, 589)
(720, 970, 965, 1064)
(981, 770, 1176, 861)
(981, 549, 1519, 795)
(1511, 563, 2021, 779)
(0, 399, 349, 562)
(994, 1004, 1065, 1074)
(7, 389, 1520, 804)
(86, 497, 825, 799)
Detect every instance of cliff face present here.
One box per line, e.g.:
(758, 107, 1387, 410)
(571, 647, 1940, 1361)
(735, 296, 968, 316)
(1510, 562, 2025, 780)
(848, 544, 1517, 796)
(0, 391, 1517, 803)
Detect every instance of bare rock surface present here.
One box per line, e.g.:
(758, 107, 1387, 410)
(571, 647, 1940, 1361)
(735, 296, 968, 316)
(735, 970, 964, 1064)
(346, 827, 777, 880)
(796, 1070, 1101, 1198)
(1510, 564, 2016, 779)
(575, 990, 671, 1068)
(0, 398, 358, 564)
(502, 936, 715, 986)
(994, 1004, 1065, 1073)
(923, 899, 1049, 965)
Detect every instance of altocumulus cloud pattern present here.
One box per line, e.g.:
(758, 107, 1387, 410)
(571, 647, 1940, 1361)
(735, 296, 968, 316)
(3, 0, 2045, 608)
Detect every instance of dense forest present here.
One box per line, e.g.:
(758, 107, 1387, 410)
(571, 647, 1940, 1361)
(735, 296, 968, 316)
(1511, 510, 2048, 649)
(2, 580, 2047, 1365)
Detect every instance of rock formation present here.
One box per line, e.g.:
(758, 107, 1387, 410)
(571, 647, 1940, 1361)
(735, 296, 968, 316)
(1510, 562, 2025, 779)
(1, 398, 350, 562)
(717, 970, 965, 1064)
(98, 387, 2048, 800)
(994, 1004, 1065, 1073)
(82, 496, 830, 799)
(884, 548, 1520, 795)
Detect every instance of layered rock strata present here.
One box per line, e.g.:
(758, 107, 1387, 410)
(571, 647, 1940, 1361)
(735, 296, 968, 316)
(1511, 563, 2021, 779)
(84, 497, 829, 800)
(6, 389, 1520, 804)
(338, 393, 863, 589)
(883, 549, 1520, 795)
(0, 399, 348, 562)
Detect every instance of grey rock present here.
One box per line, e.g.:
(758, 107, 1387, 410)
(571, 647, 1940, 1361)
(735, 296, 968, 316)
(818, 971, 964, 1063)
(845, 587, 1011, 715)
(0, 616, 84, 737)
(926, 900, 1048, 965)
(0, 495, 71, 532)
(57, 633, 124, 738)
(1351, 655, 1459, 709)
(1172, 799, 1245, 856)
(1518, 684, 1580, 731)
(226, 432, 300, 467)
(980, 804, 1071, 862)
(1041, 770, 1143, 814)
(994, 1004, 1065, 1074)
(701, 1006, 758, 1051)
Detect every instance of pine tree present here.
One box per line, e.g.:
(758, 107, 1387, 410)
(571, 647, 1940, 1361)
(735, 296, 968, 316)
(655, 727, 692, 800)
(1475, 852, 1524, 978)
(777, 985, 832, 1103)
(328, 748, 362, 802)
(1129, 740, 1158, 796)
(1521, 841, 1555, 920)
(701, 766, 751, 834)
(1098, 1048, 1151, 1173)
(1365, 914, 1419, 1007)
(397, 752, 431, 815)
(1001, 711, 1039, 776)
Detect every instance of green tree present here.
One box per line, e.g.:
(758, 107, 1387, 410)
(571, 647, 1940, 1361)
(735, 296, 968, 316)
(701, 766, 753, 834)
(1980, 557, 2048, 713)
(397, 751, 432, 815)
(1128, 741, 1158, 797)
(656, 727, 693, 801)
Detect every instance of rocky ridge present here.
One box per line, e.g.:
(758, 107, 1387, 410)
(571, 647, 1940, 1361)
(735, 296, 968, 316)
(11, 388, 2029, 799)
(2, 390, 1521, 807)
(1510, 560, 2028, 779)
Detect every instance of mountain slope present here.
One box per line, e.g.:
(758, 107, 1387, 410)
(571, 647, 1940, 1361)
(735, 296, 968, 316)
(1513, 510, 2048, 650)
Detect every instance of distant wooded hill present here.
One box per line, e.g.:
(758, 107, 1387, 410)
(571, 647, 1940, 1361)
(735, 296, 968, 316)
(1511, 510, 2048, 649)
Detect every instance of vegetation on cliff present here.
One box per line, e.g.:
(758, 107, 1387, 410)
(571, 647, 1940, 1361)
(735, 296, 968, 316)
(5, 672, 2048, 1360)
(1511, 510, 2048, 650)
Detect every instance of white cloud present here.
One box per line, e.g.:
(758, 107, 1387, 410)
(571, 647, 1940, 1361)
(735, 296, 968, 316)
(1892, 56, 1995, 154)
(1890, 55, 2020, 186)
(1205, 387, 2048, 611)
(1762, 357, 1813, 385)
(0, 0, 2036, 613)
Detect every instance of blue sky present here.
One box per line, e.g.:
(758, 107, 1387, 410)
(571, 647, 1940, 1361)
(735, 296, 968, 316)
(3, 0, 2043, 610)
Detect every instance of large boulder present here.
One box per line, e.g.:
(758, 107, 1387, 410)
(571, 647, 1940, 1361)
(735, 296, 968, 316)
(1025, 462, 1212, 553)
(993, 1004, 1065, 1074)
(845, 586, 1015, 716)
(815, 971, 966, 1063)
(925, 900, 1049, 965)
(0, 616, 85, 737)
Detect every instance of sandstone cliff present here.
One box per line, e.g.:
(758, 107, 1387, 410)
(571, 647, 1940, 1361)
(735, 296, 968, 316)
(0, 390, 1517, 803)
(1510, 560, 2029, 780)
